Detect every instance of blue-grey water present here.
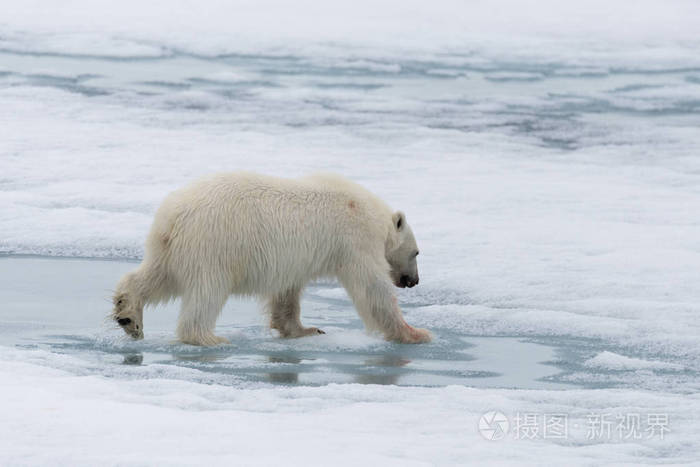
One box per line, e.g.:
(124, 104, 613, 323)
(2, 256, 697, 392)
(0, 256, 570, 389)
(2, 50, 699, 155)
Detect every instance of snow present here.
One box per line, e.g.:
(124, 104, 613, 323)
(2, 0, 700, 464)
(3, 350, 700, 466)
(584, 351, 685, 372)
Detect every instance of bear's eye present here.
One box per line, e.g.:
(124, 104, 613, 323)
(414, 251, 419, 258)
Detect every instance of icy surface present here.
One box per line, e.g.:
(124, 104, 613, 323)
(2, 257, 700, 465)
(584, 351, 686, 372)
(0, 257, 573, 389)
(1, 0, 700, 464)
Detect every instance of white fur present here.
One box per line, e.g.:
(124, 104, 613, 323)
(112, 172, 431, 345)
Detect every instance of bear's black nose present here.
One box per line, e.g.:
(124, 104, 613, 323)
(400, 275, 419, 288)
(117, 317, 132, 326)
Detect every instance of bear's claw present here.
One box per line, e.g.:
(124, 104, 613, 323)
(278, 326, 325, 338)
(393, 325, 432, 344)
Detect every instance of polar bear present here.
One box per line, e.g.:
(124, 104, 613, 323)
(112, 172, 430, 346)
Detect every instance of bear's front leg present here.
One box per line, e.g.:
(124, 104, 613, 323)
(380, 295, 432, 344)
(340, 268, 432, 344)
(176, 291, 230, 346)
(393, 316, 433, 344)
(268, 289, 325, 338)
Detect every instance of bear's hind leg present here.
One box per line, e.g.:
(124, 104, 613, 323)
(176, 289, 229, 346)
(268, 288, 325, 338)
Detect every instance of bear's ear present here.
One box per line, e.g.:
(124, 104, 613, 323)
(392, 211, 405, 232)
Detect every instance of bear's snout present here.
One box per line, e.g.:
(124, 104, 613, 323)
(117, 317, 132, 326)
(400, 275, 419, 288)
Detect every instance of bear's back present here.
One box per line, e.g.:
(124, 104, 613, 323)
(149, 172, 393, 293)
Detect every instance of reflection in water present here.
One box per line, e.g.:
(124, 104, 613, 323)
(38, 329, 570, 389)
(354, 373, 400, 385)
(262, 353, 415, 385)
(354, 354, 412, 384)
(122, 353, 143, 365)
(267, 355, 301, 384)
(365, 354, 411, 368)
(269, 355, 302, 365)
(172, 350, 235, 363)
(268, 371, 299, 384)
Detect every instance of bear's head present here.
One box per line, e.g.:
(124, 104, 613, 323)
(386, 211, 420, 288)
